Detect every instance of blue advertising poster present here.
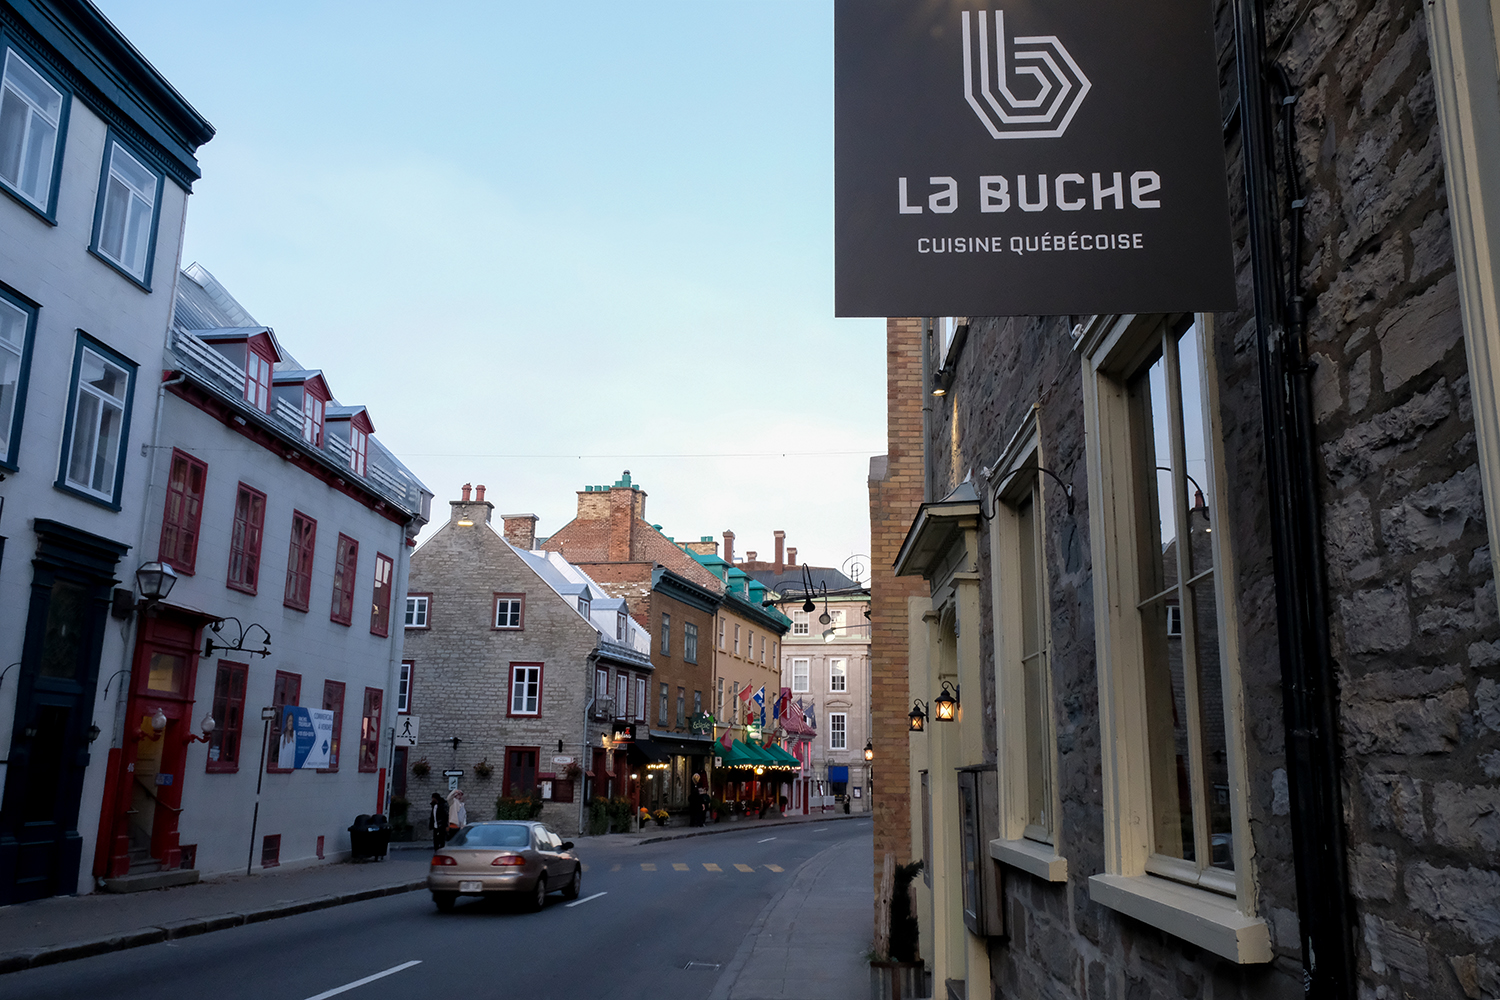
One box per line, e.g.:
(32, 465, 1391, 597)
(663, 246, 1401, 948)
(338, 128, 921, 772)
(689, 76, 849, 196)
(276, 706, 335, 770)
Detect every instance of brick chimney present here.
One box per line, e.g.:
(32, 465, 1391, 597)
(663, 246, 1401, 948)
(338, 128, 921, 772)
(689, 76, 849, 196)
(746, 551, 758, 563)
(502, 513, 538, 550)
(723, 530, 735, 564)
(475, 484, 486, 503)
(774, 531, 786, 572)
(608, 485, 636, 561)
(450, 483, 493, 524)
(461, 483, 472, 502)
(787, 547, 797, 566)
(683, 536, 718, 556)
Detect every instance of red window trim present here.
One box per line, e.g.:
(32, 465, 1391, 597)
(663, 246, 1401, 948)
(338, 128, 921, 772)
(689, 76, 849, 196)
(370, 552, 394, 637)
(284, 511, 317, 611)
(493, 593, 525, 631)
(330, 533, 359, 626)
(267, 670, 302, 774)
(397, 660, 414, 714)
(507, 662, 543, 718)
(320, 679, 346, 773)
(205, 660, 247, 774)
(358, 686, 383, 773)
(226, 482, 267, 595)
(405, 592, 432, 630)
(159, 449, 207, 575)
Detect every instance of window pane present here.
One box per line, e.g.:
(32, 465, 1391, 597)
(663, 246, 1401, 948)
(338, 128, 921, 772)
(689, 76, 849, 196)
(99, 175, 129, 259)
(1191, 575, 1233, 872)
(67, 389, 100, 485)
(0, 298, 26, 454)
(1018, 491, 1052, 837)
(5, 53, 62, 121)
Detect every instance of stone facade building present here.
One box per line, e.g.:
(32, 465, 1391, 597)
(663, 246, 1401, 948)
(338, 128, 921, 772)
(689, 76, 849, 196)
(403, 487, 651, 837)
(870, 1, 1500, 999)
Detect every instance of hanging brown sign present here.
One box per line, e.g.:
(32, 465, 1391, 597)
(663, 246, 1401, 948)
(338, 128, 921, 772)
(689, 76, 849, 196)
(835, 0, 1236, 318)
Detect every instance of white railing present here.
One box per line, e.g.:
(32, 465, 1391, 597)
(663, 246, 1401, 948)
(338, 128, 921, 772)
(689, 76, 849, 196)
(175, 330, 244, 388)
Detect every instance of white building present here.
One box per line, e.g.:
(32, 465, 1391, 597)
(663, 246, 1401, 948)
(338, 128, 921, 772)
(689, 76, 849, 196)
(0, 0, 213, 905)
(90, 264, 431, 882)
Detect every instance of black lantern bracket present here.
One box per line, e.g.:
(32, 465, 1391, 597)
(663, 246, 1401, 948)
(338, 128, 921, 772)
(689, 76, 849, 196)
(204, 617, 272, 659)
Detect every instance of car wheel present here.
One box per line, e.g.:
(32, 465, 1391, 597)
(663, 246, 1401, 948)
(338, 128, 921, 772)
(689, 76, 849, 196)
(531, 874, 547, 911)
(562, 866, 582, 900)
(433, 892, 456, 912)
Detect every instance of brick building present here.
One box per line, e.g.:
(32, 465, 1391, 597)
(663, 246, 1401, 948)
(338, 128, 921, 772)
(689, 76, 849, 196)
(871, 1, 1500, 998)
(641, 566, 719, 813)
(403, 486, 652, 837)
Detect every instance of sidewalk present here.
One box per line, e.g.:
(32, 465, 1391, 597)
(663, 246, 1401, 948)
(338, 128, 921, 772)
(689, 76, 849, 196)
(0, 854, 428, 975)
(709, 823, 875, 1000)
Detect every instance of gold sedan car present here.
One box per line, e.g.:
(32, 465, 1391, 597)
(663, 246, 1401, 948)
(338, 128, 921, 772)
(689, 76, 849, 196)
(428, 821, 582, 912)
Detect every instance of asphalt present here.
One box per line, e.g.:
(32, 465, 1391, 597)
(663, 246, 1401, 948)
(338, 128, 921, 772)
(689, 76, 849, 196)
(0, 808, 869, 978)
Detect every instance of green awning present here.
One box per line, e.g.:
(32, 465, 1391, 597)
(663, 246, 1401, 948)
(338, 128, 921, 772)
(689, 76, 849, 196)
(738, 740, 776, 764)
(763, 744, 801, 766)
(712, 739, 757, 768)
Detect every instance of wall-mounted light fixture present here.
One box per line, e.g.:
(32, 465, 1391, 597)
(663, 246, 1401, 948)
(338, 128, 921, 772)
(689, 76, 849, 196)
(908, 700, 928, 732)
(204, 617, 272, 659)
(933, 681, 960, 722)
(183, 713, 217, 745)
(115, 562, 179, 619)
(863, 740, 874, 762)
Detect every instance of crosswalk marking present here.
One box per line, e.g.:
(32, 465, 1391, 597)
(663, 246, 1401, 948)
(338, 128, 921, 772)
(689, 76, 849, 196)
(734, 864, 754, 872)
(673, 863, 690, 871)
(641, 863, 657, 871)
(703, 863, 722, 872)
(764, 864, 783, 872)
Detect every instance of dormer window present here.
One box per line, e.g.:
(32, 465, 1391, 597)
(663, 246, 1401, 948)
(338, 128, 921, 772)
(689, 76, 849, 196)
(272, 371, 331, 447)
(616, 611, 627, 641)
(578, 594, 591, 619)
(348, 424, 367, 476)
(198, 328, 283, 414)
(246, 348, 272, 412)
(303, 394, 324, 447)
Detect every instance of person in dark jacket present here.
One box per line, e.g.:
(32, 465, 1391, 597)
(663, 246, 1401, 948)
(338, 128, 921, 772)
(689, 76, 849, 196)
(430, 792, 449, 850)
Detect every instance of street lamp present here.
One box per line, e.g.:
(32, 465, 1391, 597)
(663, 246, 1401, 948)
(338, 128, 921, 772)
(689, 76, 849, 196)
(908, 700, 928, 732)
(135, 561, 178, 604)
(863, 740, 874, 761)
(933, 681, 959, 722)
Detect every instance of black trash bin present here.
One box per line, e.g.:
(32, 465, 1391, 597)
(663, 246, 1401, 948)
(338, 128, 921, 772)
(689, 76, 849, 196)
(348, 813, 391, 861)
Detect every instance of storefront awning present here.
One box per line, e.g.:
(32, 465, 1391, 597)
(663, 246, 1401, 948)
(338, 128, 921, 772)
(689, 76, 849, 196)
(762, 744, 801, 766)
(713, 740, 758, 768)
(627, 740, 672, 767)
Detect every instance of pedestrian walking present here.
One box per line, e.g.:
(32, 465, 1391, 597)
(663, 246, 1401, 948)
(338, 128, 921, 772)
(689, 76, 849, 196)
(430, 793, 449, 851)
(447, 789, 467, 835)
(688, 773, 704, 827)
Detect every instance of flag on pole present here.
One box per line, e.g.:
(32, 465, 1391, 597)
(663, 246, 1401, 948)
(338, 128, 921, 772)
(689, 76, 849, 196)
(772, 689, 783, 720)
(752, 686, 765, 707)
(720, 725, 734, 749)
(738, 684, 753, 702)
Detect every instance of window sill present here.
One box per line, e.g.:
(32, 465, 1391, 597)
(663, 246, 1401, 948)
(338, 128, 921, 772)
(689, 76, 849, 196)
(88, 246, 153, 292)
(54, 478, 122, 511)
(989, 837, 1067, 882)
(1087, 873, 1271, 964)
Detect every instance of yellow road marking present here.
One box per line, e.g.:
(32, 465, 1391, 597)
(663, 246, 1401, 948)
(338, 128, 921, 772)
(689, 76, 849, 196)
(641, 863, 657, 871)
(673, 863, 690, 871)
(734, 864, 754, 873)
(704, 863, 722, 872)
(610, 863, 621, 872)
(764, 864, 783, 872)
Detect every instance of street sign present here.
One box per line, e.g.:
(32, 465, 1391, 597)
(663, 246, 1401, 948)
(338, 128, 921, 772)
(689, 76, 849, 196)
(444, 768, 464, 793)
(835, 0, 1236, 317)
(552, 755, 575, 766)
(394, 715, 420, 747)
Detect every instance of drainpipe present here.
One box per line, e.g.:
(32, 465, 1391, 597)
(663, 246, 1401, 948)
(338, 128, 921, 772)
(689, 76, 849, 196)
(579, 651, 599, 837)
(1231, 0, 1354, 996)
(382, 518, 418, 819)
(920, 317, 934, 503)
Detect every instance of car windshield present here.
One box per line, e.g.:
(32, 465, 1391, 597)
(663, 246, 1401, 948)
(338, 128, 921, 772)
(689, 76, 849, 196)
(447, 824, 530, 848)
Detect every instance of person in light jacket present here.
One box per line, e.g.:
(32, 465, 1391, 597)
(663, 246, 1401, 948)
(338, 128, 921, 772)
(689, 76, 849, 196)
(447, 789, 468, 834)
(430, 793, 449, 851)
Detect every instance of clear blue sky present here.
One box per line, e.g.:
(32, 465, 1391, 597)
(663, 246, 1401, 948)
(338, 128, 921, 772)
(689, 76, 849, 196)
(98, 0, 885, 573)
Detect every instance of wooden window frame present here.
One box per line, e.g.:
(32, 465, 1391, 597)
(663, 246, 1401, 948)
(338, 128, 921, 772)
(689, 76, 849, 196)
(504, 745, 541, 799)
(635, 676, 646, 722)
(508, 663, 543, 717)
(986, 413, 1066, 881)
(158, 448, 207, 575)
(321, 679, 346, 773)
(358, 686, 382, 773)
(405, 593, 430, 629)
(791, 657, 810, 694)
(245, 343, 273, 413)
(684, 622, 698, 664)
(370, 552, 394, 637)
(397, 660, 414, 714)
(828, 712, 847, 751)
(267, 670, 301, 774)
(330, 533, 358, 626)
(494, 593, 524, 630)
(226, 482, 267, 594)
(828, 657, 848, 693)
(205, 660, 247, 773)
(1077, 313, 1267, 963)
(660, 613, 671, 656)
(284, 511, 317, 611)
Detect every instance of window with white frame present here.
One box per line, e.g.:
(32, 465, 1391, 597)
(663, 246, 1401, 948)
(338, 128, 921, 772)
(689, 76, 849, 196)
(635, 677, 646, 722)
(509, 664, 541, 716)
(61, 337, 135, 505)
(717, 616, 725, 648)
(405, 595, 429, 628)
(828, 609, 846, 631)
(616, 674, 628, 719)
(94, 140, 159, 282)
(245, 349, 272, 413)
(0, 49, 63, 212)
(733, 623, 740, 655)
(791, 657, 810, 693)
(495, 596, 522, 629)
(1166, 604, 1183, 637)
(792, 610, 809, 635)
(397, 661, 413, 713)
(616, 610, 627, 641)
(302, 393, 325, 447)
(760, 637, 766, 663)
(829, 658, 847, 692)
(0, 290, 37, 469)
(347, 424, 367, 476)
(1080, 313, 1260, 960)
(578, 594, 592, 620)
(829, 712, 847, 750)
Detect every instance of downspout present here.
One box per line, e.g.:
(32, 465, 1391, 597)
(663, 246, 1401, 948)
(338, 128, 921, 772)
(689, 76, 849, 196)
(383, 518, 418, 818)
(1231, 1, 1354, 996)
(579, 650, 599, 837)
(920, 317, 934, 503)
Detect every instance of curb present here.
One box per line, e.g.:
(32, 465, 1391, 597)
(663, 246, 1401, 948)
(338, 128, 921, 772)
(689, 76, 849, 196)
(632, 811, 871, 846)
(0, 878, 426, 976)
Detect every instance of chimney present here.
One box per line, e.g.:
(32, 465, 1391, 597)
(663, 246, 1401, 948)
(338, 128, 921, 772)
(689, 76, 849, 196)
(787, 547, 797, 566)
(723, 530, 735, 565)
(746, 551, 758, 563)
(450, 483, 493, 524)
(774, 531, 786, 572)
(475, 484, 487, 503)
(461, 483, 472, 502)
(608, 483, 636, 561)
(502, 513, 538, 550)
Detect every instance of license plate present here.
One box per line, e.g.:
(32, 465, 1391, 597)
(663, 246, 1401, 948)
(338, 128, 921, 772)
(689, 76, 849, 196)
(458, 881, 483, 893)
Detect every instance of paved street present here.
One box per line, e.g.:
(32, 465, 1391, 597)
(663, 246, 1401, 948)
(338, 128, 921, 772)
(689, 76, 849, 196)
(4, 819, 873, 1000)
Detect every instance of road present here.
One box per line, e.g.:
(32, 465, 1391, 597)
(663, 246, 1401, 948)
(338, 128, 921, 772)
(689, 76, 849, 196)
(7, 819, 873, 1000)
